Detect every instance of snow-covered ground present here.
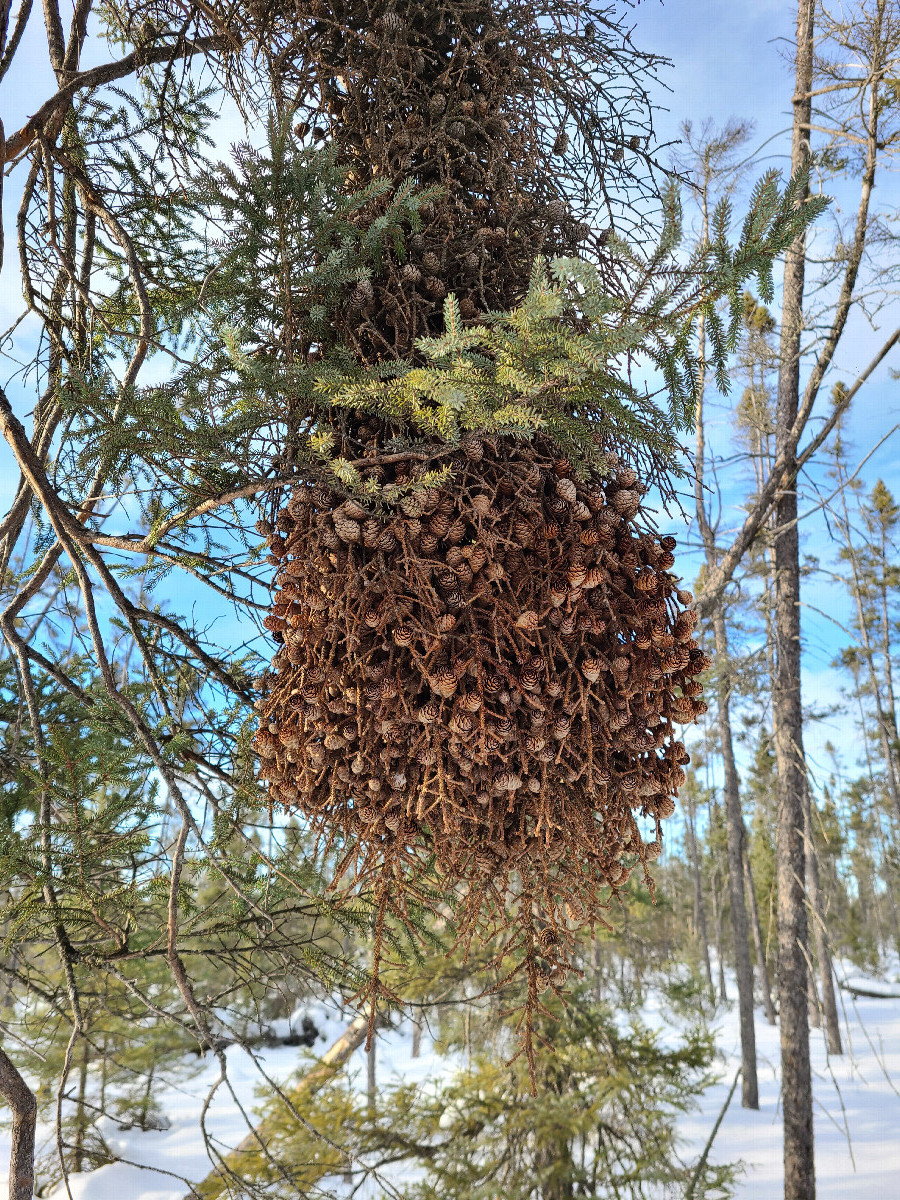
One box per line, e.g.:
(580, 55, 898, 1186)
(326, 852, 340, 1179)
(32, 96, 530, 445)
(3, 968, 900, 1198)
(678, 966, 900, 1198)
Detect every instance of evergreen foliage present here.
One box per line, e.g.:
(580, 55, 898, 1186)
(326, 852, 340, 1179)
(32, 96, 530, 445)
(6, 0, 891, 1194)
(228, 952, 734, 1200)
(309, 162, 828, 506)
(57, 112, 827, 541)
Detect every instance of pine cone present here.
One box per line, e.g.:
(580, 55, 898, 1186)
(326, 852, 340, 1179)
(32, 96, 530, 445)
(334, 516, 362, 542)
(538, 927, 559, 952)
(552, 716, 571, 740)
(516, 610, 539, 632)
(432, 667, 459, 697)
(520, 666, 542, 691)
(581, 657, 602, 683)
(350, 279, 374, 309)
(556, 477, 577, 503)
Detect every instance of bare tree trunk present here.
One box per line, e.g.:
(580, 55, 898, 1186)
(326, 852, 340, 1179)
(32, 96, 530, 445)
(0, 1045, 37, 1200)
(686, 801, 715, 1001)
(713, 611, 759, 1106)
(846, 663, 900, 957)
(710, 863, 728, 1003)
(73, 1040, 90, 1171)
(774, 3, 816, 1195)
(591, 938, 602, 1003)
(690, 135, 760, 1102)
(834, 457, 900, 827)
(367, 943, 377, 1114)
(804, 788, 842, 1054)
(743, 841, 777, 1024)
(807, 955, 821, 1029)
(411, 1016, 422, 1058)
(366, 1031, 376, 1116)
(140, 1061, 155, 1129)
(876, 510, 900, 816)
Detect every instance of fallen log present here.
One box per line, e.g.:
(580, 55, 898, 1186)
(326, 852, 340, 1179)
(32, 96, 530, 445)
(186, 1013, 368, 1199)
(838, 980, 900, 1000)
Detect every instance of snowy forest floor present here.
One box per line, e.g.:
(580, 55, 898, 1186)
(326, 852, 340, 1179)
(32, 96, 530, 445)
(3, 960, 900, 1199)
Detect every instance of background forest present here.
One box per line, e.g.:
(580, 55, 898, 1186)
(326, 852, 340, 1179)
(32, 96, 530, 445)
(0, 1, 899, 1199)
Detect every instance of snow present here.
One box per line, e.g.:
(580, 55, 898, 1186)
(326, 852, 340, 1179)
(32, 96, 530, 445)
(3, 976, 900, 1198)
(678, 964, 900, 1197)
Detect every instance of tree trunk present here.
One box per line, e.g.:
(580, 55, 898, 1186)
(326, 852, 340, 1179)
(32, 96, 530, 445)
(140, 1061, 155, 1129)
(73, 1040, 90, 1172)
(411, 1016, 422, 1058)
(774, 2, 816, 1195)
(686, 800, 715, 1001)
(804, 788, 842, 1054)
(876, 511, 900, 817)
(0, 1045, 37, 1200)
(591, 938, 602, 1003)
(713, 610, 759, 1107)
(744, 842, 777, 1024)
(807, 956, 821, 1029)
(711, 864, 728, 1002)
(366, 1030, 376, 1116)
(835, 461, 900, 827)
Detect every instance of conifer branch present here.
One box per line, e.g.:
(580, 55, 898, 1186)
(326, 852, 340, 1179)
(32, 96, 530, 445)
(1, 35, 225, 165)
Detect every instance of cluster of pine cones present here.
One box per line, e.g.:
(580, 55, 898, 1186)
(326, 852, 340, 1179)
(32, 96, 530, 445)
(266, 0, 596, 361)
(222, 0, 701, 1069)
(252, 433, 707, 990)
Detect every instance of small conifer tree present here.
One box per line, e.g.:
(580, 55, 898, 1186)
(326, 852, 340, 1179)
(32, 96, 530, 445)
(206, 3, 829, 1083)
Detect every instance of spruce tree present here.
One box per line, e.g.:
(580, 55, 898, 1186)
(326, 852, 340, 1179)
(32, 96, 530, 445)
(206, 1, 830, 1083)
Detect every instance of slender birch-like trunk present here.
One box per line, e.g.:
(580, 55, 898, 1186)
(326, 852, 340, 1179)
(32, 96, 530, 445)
(773, 2, 815, 1194)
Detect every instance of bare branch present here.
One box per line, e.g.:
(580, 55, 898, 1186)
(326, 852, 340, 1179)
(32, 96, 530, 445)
(2, 34, 226, 165)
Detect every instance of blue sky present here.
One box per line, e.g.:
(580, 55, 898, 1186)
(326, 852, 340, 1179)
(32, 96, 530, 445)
(633, 0, 900, 785)
(1, 0, 898, 799)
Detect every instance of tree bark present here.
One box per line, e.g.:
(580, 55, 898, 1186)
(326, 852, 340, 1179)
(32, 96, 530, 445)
(744, 845, 777, 1024)
(366, 1029, 377, 1115)
(0, 1045, 37, 1200)
(804, 788, 842, 1054)
(712, 613, 759, 1106)
(73, 1039, 90, 1172)
(773, 2, 816, 1195)
(710, 862, 728, 1003)
(686, 800, 715, 1001)
(807, 953, 821, 1029)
